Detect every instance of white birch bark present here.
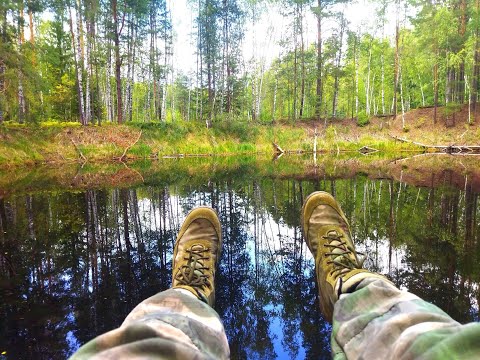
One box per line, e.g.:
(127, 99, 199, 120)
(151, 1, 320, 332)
(69, 6, 85, 125)
(85, 19, 91, 124)
(400, 65, 405, 129)
(381, 54, 385, 114)
(272, 77, 277, 122)
(161, 83, 167, 122)
(366, 46, 372, 115)
(418, 74, 425, 107)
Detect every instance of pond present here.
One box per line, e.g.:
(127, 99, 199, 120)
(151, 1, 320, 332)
(0, 155, 479, 359)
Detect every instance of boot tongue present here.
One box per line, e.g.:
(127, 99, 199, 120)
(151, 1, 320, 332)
(309, 206, 350, 244)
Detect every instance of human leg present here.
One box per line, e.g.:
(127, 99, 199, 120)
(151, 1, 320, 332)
(302, 191, 480, 360)
(70, 207, 229, 360)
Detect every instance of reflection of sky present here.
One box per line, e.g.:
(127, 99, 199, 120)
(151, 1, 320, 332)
(2, 178, 479, 359)
(138, 191, 318, 358)
(267, 304, 306, 360)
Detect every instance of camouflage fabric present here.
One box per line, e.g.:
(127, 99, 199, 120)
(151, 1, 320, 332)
(71, 278, 480, 359)
(332, 277, 480, 360)
(70, 288, 229, 360)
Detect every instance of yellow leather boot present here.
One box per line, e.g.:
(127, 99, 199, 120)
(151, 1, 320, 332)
(302, 191, 392, 322)
(172, 207, 222, 307)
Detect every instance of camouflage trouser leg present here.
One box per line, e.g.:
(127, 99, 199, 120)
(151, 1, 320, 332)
(331, 278, 480, 360)
(70, 288, 230, 360)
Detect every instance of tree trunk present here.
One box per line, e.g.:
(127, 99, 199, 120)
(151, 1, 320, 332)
(400, 65, 405, 129)
(393, 2, 400, 118)
(106, 36, 113, 122)
(81, 0, 92, 124)
(0, 58, 4, 124)
(299, 4, 305, 118)
(127, 17, 136, 122)
(18, 3, 26, 124)
(434, 51, 439, 124)
(381, 53, 385, 114)
(69, 6, 85, 125)
(75, 0, 87, 123)
(332, 14, 345, 118)
(354, 33, 359, 119)
(272, 76, 277, 123)
(293, 12, 298, 121)
(0, 6, 6, 124)
(458, 0, 467, 104)
(366, 42, 372, 115)
(471, 0, 480, 122)
(315, 0, 322, 121)
(112, 0, 123, 124)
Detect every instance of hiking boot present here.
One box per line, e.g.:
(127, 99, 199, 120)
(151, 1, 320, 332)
(302, 191, 391, 322)
(172, 207, 222, 307)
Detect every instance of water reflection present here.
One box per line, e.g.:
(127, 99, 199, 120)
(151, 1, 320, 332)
(0, 174, 479, 359)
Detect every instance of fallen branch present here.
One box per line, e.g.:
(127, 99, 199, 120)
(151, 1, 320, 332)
(120, 160, 145, 183)
(389, 135, 429, 148)
(392, 152, 480, 164)
(272, 142, 285, 154)
(359, 146, 379, 154)
(70, 138, 87, 162)
(118, 131, 142, 161)
(389, 134, 480, 153)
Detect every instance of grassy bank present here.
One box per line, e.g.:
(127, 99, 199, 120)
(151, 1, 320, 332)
(1, 153, 480, 198)
(0, 119, 425, 168)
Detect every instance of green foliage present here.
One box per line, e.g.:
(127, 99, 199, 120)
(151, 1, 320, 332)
(39, 120, 81, 128)
(443, 102, 462, 117)
(0, 0, 477, 129)
(356, 112, 370, 127)
(214, 121, 259, 142)
(129, 143, 152, 157)
(325, 125, 336, 141)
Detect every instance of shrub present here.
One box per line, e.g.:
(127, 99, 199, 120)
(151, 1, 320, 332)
(443, 102, 461, 117)
(325, 125, 336, 142)
(215, 121, 259, 142)
(357, 112, 370, 127)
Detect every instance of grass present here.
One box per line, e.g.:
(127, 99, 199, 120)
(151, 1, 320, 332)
(0, 119, 424, 168)
(2, 149, 478, 197)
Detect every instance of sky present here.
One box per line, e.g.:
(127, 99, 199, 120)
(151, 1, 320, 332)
(167, 0, 400, 75)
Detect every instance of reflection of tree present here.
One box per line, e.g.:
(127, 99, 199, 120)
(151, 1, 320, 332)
(0, 195, 74, 359)
(394, 183, 479, 324)
(216, 189, 276, 360)
(276, 181, 331, 359)
(1, 172, 478, 359)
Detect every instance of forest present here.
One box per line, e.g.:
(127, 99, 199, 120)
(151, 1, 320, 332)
(0, 0, 479, 128)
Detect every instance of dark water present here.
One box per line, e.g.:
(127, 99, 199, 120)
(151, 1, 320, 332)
(0, 165, 479, 359)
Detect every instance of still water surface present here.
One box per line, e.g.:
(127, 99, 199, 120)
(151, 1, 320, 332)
(0, 159, 479, 359)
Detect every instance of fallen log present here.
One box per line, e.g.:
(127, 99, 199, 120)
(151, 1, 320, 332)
(70, 138, 87, 162)
(117, 131, 143, 161)
(272, 142, 285, 154)
(390, 134, 480, 153)
(359, 146, 379, 154)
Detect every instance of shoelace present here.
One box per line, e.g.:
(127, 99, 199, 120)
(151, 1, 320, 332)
(174, 244, 211, 288)
(323, 230, 364, 277)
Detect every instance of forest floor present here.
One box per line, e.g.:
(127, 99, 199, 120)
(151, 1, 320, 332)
(298, 104, 480, 146)
(0, 104, 479, 168)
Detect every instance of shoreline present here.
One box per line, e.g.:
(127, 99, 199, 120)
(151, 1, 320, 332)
(1, 152, 479, 198)
(1, 106, 479, 168)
